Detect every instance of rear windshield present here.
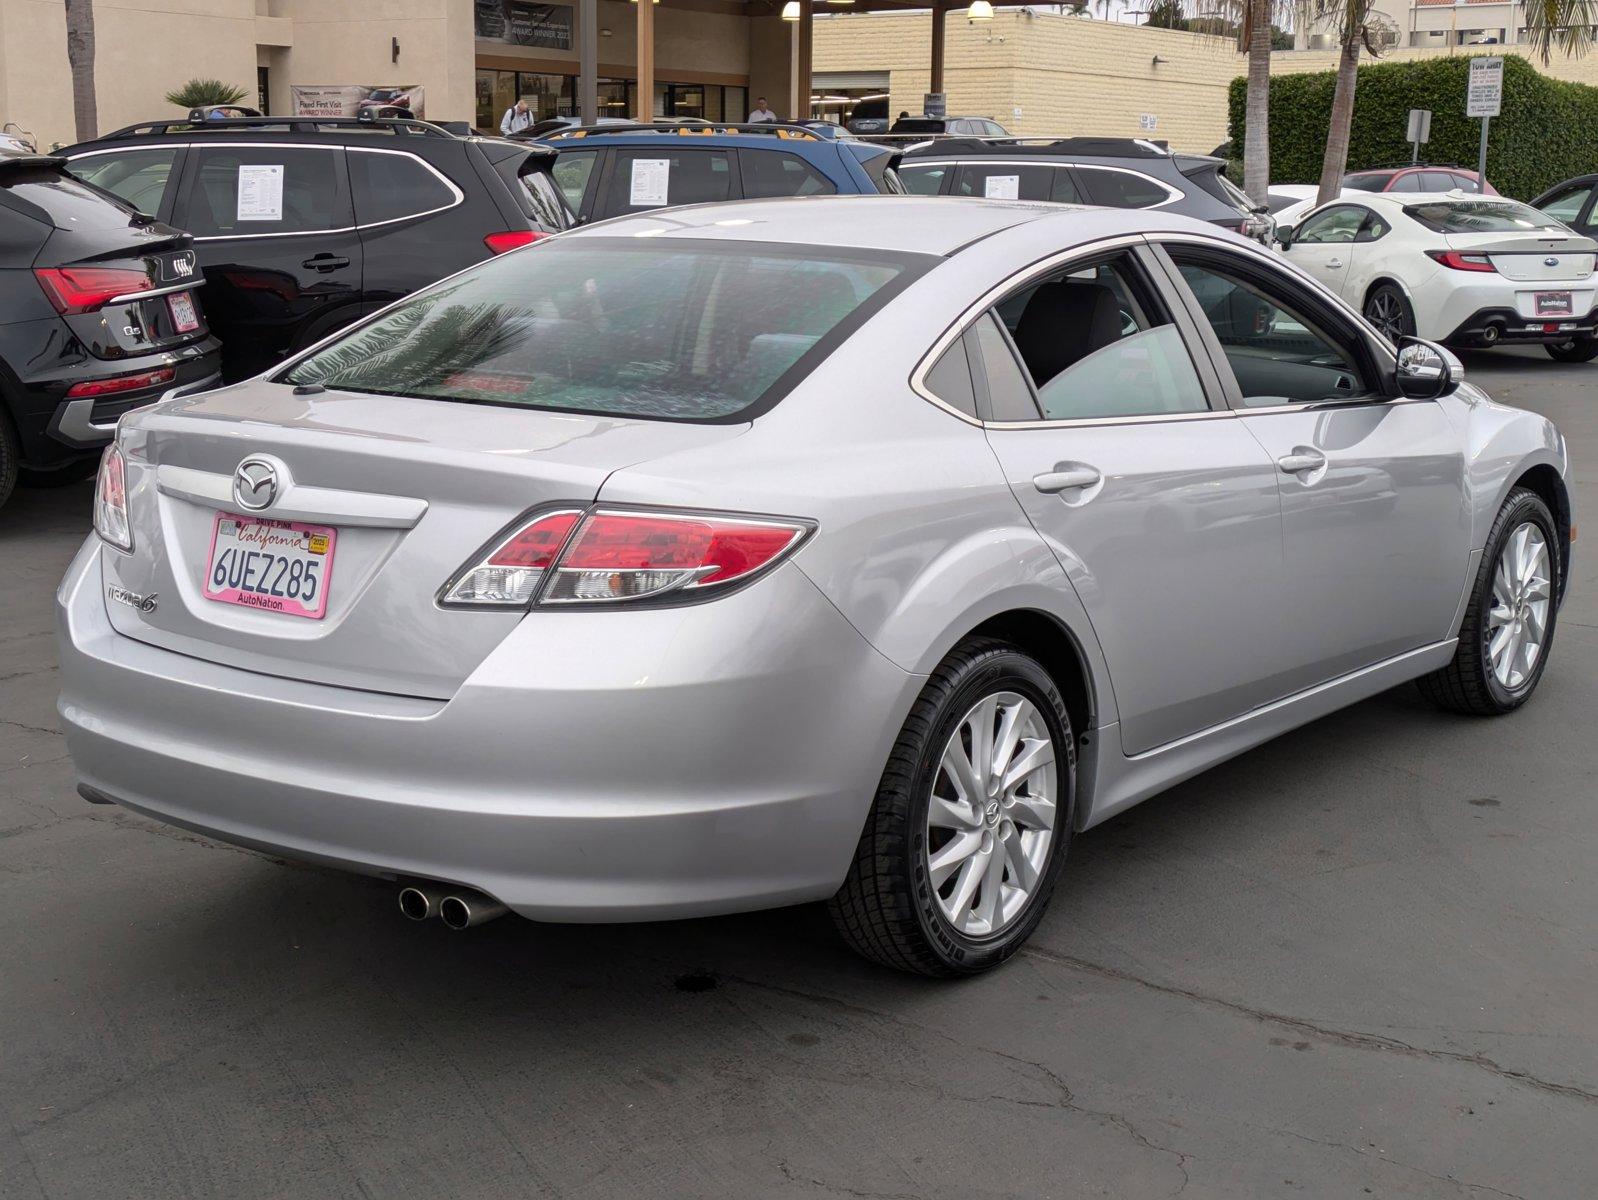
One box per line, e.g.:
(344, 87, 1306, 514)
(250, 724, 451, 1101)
(1404, 200, 1566, 234)
(0, 167, 141, 229)
(281, 239, 925, 421)
(891, 119, 946, 134)
(1343, 172, 1391, 192)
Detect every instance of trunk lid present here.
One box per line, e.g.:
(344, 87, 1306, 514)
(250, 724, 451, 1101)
(105, 381, 747, 698)
(1443, 232, 1597, 282)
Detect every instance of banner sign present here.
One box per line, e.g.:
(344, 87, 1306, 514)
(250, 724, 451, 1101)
(475, 0, 573, 50)
(291, 85, 426, 120)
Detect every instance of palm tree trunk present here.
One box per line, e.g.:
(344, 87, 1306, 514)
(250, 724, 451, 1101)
(64, 0, 97, 143)
(1317, 35, 1361, 206)
(1242, 0, 1272, 206)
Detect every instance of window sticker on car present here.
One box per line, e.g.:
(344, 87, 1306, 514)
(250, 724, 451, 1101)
(629, 159, 670, 207)
(237, 164, 285, 221)
(984, 174, 1020, 200)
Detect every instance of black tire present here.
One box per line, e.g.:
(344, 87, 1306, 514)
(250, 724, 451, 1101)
(0, 413, 18, 511)
(18, 456, 99, 489)
(1364, 283, 1416, 343)
(1545, 336, 1598, 363)
(829, 638, 1076, 977)
(1417, 487, 1560, 716)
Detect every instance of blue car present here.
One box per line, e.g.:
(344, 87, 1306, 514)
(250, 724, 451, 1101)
(545, 121, 902, 223)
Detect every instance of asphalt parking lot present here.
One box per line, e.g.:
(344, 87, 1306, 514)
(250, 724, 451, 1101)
(2, 347, 1594, 1200)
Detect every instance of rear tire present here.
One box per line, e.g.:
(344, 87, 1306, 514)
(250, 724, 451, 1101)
(1417, 488, 1559, 716)
(1545, 336, 1598, 363)
(0, 414, 18, 511)
(19, 457, 99, 489)
(829, 638, 1075, 977)
(1364, 283, 1415, 343)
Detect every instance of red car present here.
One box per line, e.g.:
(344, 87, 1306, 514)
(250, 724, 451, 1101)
(1343, 164, 1499, 196)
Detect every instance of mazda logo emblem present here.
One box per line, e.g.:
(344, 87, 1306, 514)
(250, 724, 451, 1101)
(233, 456, 281, 511)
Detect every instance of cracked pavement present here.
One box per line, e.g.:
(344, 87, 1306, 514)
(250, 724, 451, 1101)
(2, 349, 1595, 1198)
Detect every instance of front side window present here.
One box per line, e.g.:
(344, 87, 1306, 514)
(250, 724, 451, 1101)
(1170, 254, 1370, 407)
(598, 148, 733, 217)
(67, 148, 179, 214)
(348, 151, 454, 226)
(993, 254, 1209, 422)
(1389, 172, 1424, 193)
(954, 163, 1055, 201)
(183, 146, 347, 236)
(1078, 168, 1172, 210)
(551, 148, 599, 212)
(1538, 184, 1594, 226)
(740, 150, 837, 199)
(1295, 206, 1365, 244)
(281, 240, 922, 422)
(1406, 199, 1568, 235)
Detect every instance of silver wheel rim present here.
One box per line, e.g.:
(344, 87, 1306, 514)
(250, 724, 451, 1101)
(1488, 521, 1552, 691)
(1367, 291, 1404, 341)
(925, 691, 1057, 939)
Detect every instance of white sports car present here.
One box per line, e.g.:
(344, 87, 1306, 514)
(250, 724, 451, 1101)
(1278, 192, 1598, 362)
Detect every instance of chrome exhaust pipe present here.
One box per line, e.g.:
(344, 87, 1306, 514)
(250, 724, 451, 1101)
(439, 890, 509, 930)
(397, 884, 448, 921)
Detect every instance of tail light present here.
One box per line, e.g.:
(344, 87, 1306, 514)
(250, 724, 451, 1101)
(441, 507, 812, 608)
(35, 266, 153, 314)
(67, 366, 175, 399)
(93, 444, 132, 551)
(1427, 250, 1497, 273)
(483, 230, 550, 255)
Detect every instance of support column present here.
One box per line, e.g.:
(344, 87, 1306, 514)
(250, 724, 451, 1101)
(636, 0, 655, 120)
(577, 0, 598, 125)
(930, 2, 946, 98)
(796, 3, 813, 122)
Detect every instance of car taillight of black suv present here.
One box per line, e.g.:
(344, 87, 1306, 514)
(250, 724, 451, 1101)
(0, 145, 220, 510)
(59, 115, 575, 382)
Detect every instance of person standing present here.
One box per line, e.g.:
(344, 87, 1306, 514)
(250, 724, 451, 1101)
(500, 98, 533, 136)
(748, 97, 778, 123)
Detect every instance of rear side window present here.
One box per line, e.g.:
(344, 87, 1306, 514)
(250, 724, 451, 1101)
(969, 313, 1039, 422)
(519, 170, 572, 230)
(899, 164, 947, 195)
(551, 148, 599, 213)
(955, 163, 1054, 201)
(67, 148, 179, 214)
(1539, 184, 1594, 225)
(1419, 172, 1455, 193)
(282, 240, 924, 422)
(1343, 172, 1389, 192)
(1078, 168, 1171, 209)
(599, 149, 733, 217)
(1050, 169, 1084, 204)
(923, 337, 977, 418)
(348, 150, 454, 225)
(740, 150, 837, 199)
(182, 146, 349, 236)
(1388, 173, 1424, 193)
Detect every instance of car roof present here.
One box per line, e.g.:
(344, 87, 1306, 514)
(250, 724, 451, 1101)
(546, 124, 845, 154)
(902, 136, 1171, 161)
(59, 116, 474, 154)
(562, 194, 1216, 257)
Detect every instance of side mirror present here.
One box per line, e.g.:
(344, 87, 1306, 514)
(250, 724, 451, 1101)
(1395, 336, 1463, 399)
(1276, 224, 1294, 249)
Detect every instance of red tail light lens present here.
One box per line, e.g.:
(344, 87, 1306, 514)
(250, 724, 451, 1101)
(35, 266, 154, 314)
(441, 508, 811, 608)
(483, 230, 549, 255)
(1426, 250, 1497, 273)
(66, 366, 175, 399)
(93, 444, 132, 551)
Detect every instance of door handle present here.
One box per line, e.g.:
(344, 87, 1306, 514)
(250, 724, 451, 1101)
(1033, 464, 1102, 494)
(302, 254, 351, 272)
(1277, 450, 1327, 475)
(1324, 258, 1344, 269)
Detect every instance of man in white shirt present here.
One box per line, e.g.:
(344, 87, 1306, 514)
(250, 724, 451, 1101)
(500, 98, 533, 136)
(748, 97, 778, 123)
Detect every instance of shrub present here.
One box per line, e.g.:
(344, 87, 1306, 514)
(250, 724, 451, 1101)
(1227, 55, 1598, 200)
(164, 79, 250, 110)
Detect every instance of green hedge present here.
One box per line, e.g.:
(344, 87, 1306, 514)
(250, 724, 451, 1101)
(1227, 54, 1598, 201)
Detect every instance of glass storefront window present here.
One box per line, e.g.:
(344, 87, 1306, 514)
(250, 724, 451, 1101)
(725, 86, 747, 123)
(478, 72, 747, 127)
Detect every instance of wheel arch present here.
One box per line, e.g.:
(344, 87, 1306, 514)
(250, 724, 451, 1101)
(1361, 274, 1416, 312)
(1510, 462, 1573, 600)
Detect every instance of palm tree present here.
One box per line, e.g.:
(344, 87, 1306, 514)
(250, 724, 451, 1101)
(164, 79, 250, 110)
(1241, 0, 1274, 205)
(1311, 0, 1385, 206)
(64, 0, 96, 142)
(1521, 0, 1596, 63)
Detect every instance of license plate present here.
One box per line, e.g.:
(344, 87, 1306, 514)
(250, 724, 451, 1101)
(203, 513, 336, 620)
(1535, 291, 1573, 316)
(167, 290, 199, 333)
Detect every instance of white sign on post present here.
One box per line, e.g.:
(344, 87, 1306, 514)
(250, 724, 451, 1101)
(1467, 56, 1503, 118)
(628, 158, 671, 207)
(984, 174, 1020, 200)
(236, 164, 284, 221)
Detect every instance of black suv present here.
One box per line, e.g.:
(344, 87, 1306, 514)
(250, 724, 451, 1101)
(58, 116, 572, 380)
(898, 137, 1272, 242)
(0, 145, 219, 510)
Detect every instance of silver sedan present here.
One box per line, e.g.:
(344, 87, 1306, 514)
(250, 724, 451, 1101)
(58, 198, 1572, 975)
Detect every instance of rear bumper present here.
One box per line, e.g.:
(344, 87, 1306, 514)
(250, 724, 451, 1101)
(46, 367, 222, 450)
(1443, 305, 1598, 347)
(56, 539, 920, 921)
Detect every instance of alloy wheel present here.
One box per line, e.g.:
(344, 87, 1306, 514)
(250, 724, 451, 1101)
(1487, 521, 1552, 690)
(1366, 291, 1404, 341)
(924, 691, 1057, 939)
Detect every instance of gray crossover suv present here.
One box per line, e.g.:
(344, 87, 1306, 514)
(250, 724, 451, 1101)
(58, 197, 1571, 975)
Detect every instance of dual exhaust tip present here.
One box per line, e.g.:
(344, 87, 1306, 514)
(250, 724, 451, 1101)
(398, 884, 507, 930)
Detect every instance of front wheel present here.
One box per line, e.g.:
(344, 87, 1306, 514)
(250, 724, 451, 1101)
(1417, 487, 1559, 715)
(1545, 336, 1598, 363)
(1364, 284, 1415, 344)
(830, 638, 1075, 976)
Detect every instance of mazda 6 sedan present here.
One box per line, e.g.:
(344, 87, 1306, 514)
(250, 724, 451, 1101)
(58, 197, 1572, 976)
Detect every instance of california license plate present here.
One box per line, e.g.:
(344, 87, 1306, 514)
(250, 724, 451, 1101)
(167, 290, 199, 333)
(1535, 291, 1573, 317)
(203, 513, 336, 620)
